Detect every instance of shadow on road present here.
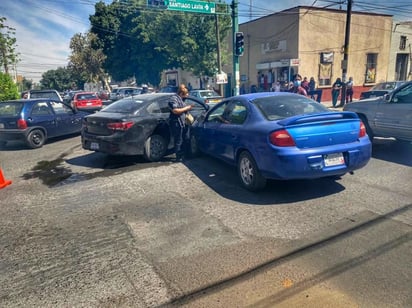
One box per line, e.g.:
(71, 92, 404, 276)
(371, 138, 412, 167)
(183, 156, 346, 205)
(162, 203, 412, 307)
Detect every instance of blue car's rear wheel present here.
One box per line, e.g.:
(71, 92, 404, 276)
(26, 129, 46, 149)
(238, 151, 266, 191)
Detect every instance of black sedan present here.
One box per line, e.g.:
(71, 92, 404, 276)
(81, 93, 208, 161)
(359, 81, 406, 100)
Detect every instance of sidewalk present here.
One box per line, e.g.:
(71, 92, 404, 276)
(321, 100, 344, 111)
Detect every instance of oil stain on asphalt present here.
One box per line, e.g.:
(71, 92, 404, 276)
(22, 153, 173, 187)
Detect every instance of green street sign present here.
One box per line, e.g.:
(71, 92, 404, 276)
(164, 0, 216, 14)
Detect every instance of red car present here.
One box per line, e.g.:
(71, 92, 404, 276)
(72, 92, 103, 112)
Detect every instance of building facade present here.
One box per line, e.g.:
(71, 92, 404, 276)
(388, 21, 412, 81)
(223, 6, 394, 99)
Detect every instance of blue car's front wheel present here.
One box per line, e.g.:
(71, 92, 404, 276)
(238, 151, 266, 192)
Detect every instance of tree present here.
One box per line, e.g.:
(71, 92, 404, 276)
(68, 32, 110, 90)
(0, 17, 19, 74)
(40, 67, 78, 91)
(89, 1, 231, 86)
(0, 71, 19, 100)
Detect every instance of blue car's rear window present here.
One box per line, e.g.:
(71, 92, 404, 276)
(252, 95, 330, 120)
(0, 102, 24, 116)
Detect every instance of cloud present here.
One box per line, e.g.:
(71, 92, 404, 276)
(1, 0, 94, 82)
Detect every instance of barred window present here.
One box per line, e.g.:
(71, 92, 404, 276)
(400, 36, 407, 50)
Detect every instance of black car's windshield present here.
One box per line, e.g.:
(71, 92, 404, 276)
(253, 95, 330, 120)
(371, 82, 397, 91)
(101, 98, 146, 113)
(0, 102, 24, 116)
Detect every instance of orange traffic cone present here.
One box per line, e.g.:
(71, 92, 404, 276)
(0, 168, 12, 189)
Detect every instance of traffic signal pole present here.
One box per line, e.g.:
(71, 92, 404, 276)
(231, 0, 240, 95)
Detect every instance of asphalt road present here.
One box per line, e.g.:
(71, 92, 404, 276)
(0, 135, 411, 307)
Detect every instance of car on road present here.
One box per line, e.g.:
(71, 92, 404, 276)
(359, 81, 406, 100)
(109, 87, 141, 102)
(158, 85, 178, 93)
(0, 99, 88, 148)
(189, 89, 223, 104)
(190, 92, 372, 191)
(71, 92, 103, 112)
(26, 89, 63, 102)
(343, 81, 412, 142)
(63, 90, 83, 104)
(81, 93, 209, 161)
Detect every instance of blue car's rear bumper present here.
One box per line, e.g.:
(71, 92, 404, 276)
(256, 137, 372, 180)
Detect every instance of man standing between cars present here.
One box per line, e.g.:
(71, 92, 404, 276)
(168, 84, 193, 162)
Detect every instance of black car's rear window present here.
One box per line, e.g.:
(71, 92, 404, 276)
(252, 95, 330, 120)
(0, 102, 24, 116)
(101, 98, 146, 114)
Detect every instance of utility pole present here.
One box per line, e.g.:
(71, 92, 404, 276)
(215, 13, 223, 96)
(340, 0, 352, 106)
(231, 0, 240, 96)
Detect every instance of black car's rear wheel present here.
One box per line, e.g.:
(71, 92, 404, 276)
(237, 151, 266, 191)
(26, 129, 46, 149)
(143, 134, 167, 162)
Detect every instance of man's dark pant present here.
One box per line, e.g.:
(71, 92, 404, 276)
(170, 121, 189, 159)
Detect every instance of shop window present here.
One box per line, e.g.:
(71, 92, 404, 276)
(399, 36, 406, 50)
(365, 53, 377, 83)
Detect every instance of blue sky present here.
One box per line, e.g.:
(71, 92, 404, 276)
(1, 0, 410, 83)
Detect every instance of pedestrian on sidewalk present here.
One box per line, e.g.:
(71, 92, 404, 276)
(346, 77, 354, 104)
(331, 77, 343, 107)
(289, 74, 308, 96)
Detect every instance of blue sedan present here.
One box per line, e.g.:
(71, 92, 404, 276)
(0, 99, 87, 148)
(190, 92, 372, 191)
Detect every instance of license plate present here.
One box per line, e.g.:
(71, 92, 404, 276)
(0, 123, 4, 129)
(87, 102, 92, 105)
(90, 142, 99, 150)
(324, 153, 345, 167)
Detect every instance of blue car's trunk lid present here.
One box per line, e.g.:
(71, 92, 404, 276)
(278, 112, 363, 148)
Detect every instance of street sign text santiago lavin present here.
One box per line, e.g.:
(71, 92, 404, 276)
(165, 0, 216, 14)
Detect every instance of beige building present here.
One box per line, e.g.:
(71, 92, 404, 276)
(223, 6, 393, 93)
(388, 21, 412, 81)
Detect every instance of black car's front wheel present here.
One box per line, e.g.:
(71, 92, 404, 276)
(143, 134, 167, 162)
(26, 129, 46, 149)
(237, 151, 266, 192)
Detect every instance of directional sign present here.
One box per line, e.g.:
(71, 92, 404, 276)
(164, 0, 216, 14)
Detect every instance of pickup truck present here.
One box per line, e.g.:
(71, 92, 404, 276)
(27, 89, 63, 102)
(343, 81, 412, 142)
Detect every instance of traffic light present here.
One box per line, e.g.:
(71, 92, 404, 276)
(235, 32, 244, 56)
